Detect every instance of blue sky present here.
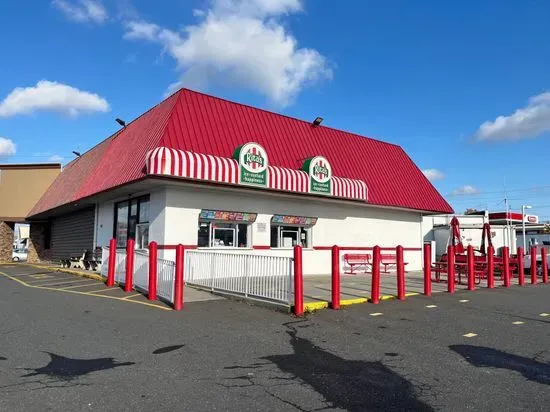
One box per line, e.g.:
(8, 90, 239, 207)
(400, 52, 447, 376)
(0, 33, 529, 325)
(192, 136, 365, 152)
(1, 0, 549, 220)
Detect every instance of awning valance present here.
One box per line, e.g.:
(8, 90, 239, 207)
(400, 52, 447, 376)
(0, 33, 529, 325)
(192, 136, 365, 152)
(146, 147, 368, 202)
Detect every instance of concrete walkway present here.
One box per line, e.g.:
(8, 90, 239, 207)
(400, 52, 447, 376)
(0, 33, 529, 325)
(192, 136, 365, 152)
(303, 271, 470, 304)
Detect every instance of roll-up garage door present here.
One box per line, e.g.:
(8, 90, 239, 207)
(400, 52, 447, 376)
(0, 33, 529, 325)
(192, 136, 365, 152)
(50, 206, 95, 260)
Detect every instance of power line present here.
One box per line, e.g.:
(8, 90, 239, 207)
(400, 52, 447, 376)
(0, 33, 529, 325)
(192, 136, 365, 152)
(446, 184, 550, 198)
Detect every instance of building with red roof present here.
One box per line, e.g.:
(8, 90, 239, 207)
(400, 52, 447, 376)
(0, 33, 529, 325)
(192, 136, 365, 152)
(27, 88, 452, 272)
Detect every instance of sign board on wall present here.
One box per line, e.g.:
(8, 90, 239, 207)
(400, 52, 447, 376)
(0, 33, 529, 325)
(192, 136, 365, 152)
(199, 209, 257, 223)
(302, 156, 332, 195)
(233, 142, 268, 187)
(272, 215, 318, 226)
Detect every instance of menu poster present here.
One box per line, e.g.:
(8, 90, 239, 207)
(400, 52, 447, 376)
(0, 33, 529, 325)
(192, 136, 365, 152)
(200, 209, 257, 223)
(272, 215, 318, 226)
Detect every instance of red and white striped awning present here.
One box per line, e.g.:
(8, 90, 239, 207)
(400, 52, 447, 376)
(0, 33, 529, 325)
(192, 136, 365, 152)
(146, 147, 368, 201)
(147, 147, 239, 184)
(268, 166, 309, 193)
(333, 176, 369, 201)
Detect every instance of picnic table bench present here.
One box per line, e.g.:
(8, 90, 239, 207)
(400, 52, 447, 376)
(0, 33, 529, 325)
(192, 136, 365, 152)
(61, 248, 102, 271)
(343, 252, 409, 274)
(432, 253, 518, 284)
(344, 253, 372, 274)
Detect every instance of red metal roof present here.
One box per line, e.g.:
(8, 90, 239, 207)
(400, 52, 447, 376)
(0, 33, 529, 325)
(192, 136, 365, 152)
(29, 89, 453, 217)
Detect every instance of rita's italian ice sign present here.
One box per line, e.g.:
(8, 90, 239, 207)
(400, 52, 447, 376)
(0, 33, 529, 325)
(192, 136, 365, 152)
(302, 156, 332, 195)
(233, 142, 268, 187)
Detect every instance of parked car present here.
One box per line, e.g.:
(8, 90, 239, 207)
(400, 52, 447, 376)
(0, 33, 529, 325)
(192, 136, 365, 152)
(12, 249, 28, 262)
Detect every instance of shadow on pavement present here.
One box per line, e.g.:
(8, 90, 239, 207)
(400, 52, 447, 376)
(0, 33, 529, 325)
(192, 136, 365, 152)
(22, 352, 135, 381)
(450, 345, 550, 385)
(224, 321, 434, 411)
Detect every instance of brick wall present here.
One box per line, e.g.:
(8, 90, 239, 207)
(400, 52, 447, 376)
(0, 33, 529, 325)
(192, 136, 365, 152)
(27, 223, 52, 263)
(0, 221, 15, 263)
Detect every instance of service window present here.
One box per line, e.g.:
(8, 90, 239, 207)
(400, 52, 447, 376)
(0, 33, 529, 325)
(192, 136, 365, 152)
(114, 195, 150, 249)
(197, 210, 257, 248)
(270, 215, 317, 248)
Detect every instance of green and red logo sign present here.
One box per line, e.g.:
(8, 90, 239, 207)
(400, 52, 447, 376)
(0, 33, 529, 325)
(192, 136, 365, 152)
(302, 156, 332, 195)
(233, 142, 268, 187)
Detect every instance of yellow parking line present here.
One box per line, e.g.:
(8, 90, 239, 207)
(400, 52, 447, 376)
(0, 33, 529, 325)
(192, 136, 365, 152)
(121, 294, 141, 300)
(28, 278, 93, 287)
(59, 282, 100, 290)
(0, 271, 170, 311)
(87, 287, 122, 294)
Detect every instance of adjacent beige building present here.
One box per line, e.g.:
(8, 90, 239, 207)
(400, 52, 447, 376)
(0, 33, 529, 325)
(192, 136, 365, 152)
(0, 163, 61, 262)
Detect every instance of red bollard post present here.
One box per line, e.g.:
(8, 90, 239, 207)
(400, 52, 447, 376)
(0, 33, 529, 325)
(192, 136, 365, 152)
(331, 245, 340, 310)
(541, 248, 548, 284)
(530, 246, 537, 284)
(293, 245, 304, 316)
(503, 247, 510, 287)
(447, 245, 455, 294)
(487, 246, 494, 289)
(467, 245, 475, 291)
(517, 247, 524, 286)
(106, 238, 116, 287)
(148, 241, 158, 300)
(423, 243, 432, 296)
(173, 244, 184, 310)
(396, 246, 405, 300)
(371, 246, 381, 304)
(124, 238, 135, 292)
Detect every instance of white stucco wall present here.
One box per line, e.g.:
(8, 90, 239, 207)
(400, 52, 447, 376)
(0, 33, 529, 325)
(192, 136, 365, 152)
(94, 183, 430, 273)
(161, 185, 425, 273)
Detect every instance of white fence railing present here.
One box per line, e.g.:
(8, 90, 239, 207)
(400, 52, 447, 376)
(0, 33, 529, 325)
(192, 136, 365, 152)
(133, 250, 149, 292)
(185, 250, 293, 305)
(114, 250, 127, 284)
(157, 258, 176, 303)
(100, 247, 109, 277)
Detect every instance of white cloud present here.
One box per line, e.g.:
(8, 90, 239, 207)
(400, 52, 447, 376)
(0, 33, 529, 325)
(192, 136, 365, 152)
(123, 0, 332, 107)
(52, 0, 108, 24)
(0, 137, 16, 157)
(476, 91, 550, 141)
(0, 80, 110, 118)
(48, 154, 65, 162)
(452, 185, 480, 196)
(422, 169, 444, 181)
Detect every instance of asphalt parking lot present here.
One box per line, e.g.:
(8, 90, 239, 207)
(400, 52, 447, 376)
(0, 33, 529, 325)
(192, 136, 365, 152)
(1, 264, 549, 411)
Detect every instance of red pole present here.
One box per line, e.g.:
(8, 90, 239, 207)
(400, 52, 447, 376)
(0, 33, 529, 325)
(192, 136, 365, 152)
(173, 244, 184, 310)
(293, 245, 304, 316)
(517, 247, 524, 286)
(331, 245, 340, 310)
(124, 238, 135, 292)
(530, 246, 537, 284)
(541, 248, 548, 284)
(487, 245, 494, 289)
(396, 245, 405, 300)
(447, 245, 455, 294)
(503, 246, 510, 287)
(467, 245, 475, 291)
(371, 246, 381, 304)
(423, 243, 432, 296)
(148, 241, 158, 300)
(106, 238, 116, 287)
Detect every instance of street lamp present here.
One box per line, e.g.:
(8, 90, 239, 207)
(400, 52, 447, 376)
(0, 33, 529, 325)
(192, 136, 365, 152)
(522, 205, 532, 250)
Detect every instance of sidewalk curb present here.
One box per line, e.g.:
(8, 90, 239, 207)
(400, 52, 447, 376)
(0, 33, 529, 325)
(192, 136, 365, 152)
(26, 264, 104, 282)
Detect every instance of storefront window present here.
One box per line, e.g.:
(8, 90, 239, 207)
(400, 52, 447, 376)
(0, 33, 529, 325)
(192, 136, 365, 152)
(114, 195, 150, 248)
(197, 209, 256, 248)
(270, 215, 317, 248)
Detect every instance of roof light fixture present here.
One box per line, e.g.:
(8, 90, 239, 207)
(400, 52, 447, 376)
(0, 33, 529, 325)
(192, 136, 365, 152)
(72, 151, 81, 157)
(115, 118, 126, 127)
(312, 117, 323, 126)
